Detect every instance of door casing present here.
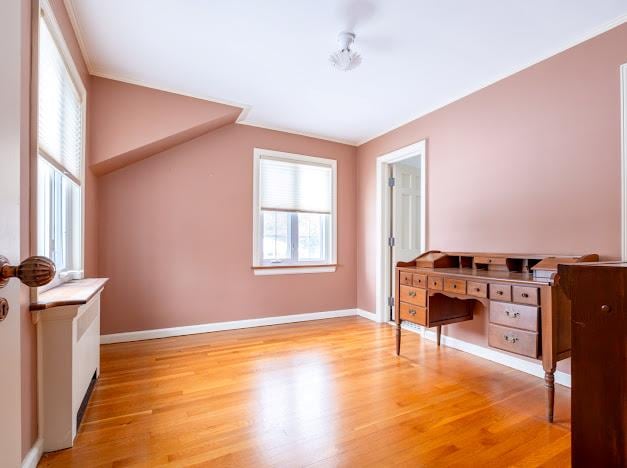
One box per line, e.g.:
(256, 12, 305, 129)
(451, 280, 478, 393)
(375, 140, 427, 323)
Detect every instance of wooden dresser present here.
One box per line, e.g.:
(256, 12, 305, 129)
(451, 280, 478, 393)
(395, 250, 598, 422)
(558, 261, 626, 467)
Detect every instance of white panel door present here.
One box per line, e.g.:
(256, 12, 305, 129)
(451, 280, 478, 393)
(0, 0, 24, 465)
(392, 162, 422, 268)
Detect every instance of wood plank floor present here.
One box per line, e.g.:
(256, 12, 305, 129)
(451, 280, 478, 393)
(40, 317, 571, 467)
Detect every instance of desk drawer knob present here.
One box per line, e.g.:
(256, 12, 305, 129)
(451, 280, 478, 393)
(601, 304, 611, 313)
(522, 293, 529, 298)
(408, 290, 416, 297)
(504, 334, 519, 343)
(505, 311, 520, 318)
(409, 309, 416, 315)
(475, 288, 481, 292)
(453, 284, 457, 289)
(496, 290, 503, 295)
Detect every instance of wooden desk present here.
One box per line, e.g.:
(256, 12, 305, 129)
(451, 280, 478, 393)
(395, 251, 598, 422)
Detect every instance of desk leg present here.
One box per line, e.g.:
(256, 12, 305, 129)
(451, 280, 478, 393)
(544, 368, 556, 423)
(436, 325, 442, 346)
(395, 322, 401, 355)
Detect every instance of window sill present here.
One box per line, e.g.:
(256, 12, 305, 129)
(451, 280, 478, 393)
(252, 264, 337, 276)
(30, 278, 109, 311)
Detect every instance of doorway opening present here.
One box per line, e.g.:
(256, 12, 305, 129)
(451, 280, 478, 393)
(375, 140, 426, 323)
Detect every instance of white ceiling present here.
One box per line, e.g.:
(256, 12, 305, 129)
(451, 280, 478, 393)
(67, 0, 627, 145)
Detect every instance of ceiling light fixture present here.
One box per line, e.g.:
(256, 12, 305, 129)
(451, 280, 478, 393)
(329, 31, 361, 71)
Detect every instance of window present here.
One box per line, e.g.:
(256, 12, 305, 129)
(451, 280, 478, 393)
(253, 149, 337, 274)
(36, 7, 85, 286)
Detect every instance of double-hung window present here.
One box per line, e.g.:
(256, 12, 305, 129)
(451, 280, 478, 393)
(253, 149, 337, 274)
(37, 6, 85, 286)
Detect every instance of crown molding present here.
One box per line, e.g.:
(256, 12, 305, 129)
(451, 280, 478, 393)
(63, 0, 93, 72)
(236, 121, 357, 146)
(357, 13, 627, 146)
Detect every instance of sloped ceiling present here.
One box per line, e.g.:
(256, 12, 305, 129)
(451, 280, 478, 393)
(89, 77, 242, 175)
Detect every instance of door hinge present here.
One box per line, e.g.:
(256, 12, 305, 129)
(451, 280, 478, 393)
(388, 236, 395, 247)
(388, 176, 395, 187)
(388, 296, 395, 307)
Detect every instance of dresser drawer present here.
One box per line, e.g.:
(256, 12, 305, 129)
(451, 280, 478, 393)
(399, 271, 413, 286)
(399, 285, 426, 307)
(412, 274, 427, 288)
(489, 283, 512, 302)
(444, 278, 466, 294)
(489, 301, 539, 332)
(512, 286, 539, 305)
(488, 324, 539, 358)
(399, 302, 426, 326)
(467, 281, 487, 298)
(428, 276, 443, 290)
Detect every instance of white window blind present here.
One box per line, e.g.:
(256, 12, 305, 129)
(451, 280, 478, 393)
(36, 6, 85, 288)
(38, 15, 83, 181)
(259, 157, 332, 214)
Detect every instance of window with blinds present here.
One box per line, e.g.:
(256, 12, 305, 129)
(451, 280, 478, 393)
(254, 150, 337, 268)
(37, 8, 85, 283)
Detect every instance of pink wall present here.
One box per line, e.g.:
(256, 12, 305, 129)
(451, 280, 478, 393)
(357, 24, 627, 371)
(98, 124, 357, 334)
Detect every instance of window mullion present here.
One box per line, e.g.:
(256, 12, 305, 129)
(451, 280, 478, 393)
(290, 212, 298, 263)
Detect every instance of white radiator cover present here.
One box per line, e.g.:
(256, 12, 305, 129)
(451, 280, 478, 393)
(33, 293, 102, 452)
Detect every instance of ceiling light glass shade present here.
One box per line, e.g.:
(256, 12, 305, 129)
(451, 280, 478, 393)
(329, 31, 361, 71)
(329, 49, 362, 71)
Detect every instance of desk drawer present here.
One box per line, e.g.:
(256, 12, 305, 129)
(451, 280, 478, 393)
(428, 276, 443, 291)
(399, 302, 426, 326)
(399, 285, 426, 307)
(444, 278, 466, 294)
(399, 271, 413, 286)
(512, 286, 539, 305)
(467, 281, 487, 298)
(489, 283, 512, 302)
(490, 301, 539, 332)
(488, 324, 539, 358)
(412, 274, 427, 288)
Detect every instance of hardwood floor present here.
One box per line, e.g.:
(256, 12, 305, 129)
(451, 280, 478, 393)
(39, 317, 571, 467)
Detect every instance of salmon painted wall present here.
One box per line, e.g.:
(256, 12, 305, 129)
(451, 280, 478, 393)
(356, 24, 627, 373)
(98, 124, 357, 334)
(19, 0, 97, 457)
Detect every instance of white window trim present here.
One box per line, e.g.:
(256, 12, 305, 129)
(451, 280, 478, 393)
(36, 0, 87, 293)
(252, 148, 337, 276)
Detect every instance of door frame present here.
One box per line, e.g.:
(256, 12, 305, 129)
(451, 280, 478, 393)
(375, 140, 427, 323)
(621, 63, 627, 261)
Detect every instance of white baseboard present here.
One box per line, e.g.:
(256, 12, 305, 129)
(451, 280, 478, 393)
(356, 308, 379, 322)
(22, 438, 43, 468)
(394, 321, 571, 388)
(101, 308, 360, 344)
